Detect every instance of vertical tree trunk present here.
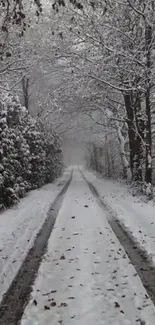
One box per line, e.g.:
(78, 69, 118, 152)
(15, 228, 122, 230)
(124, 92, 144, 182)
(104, 134, 110, 177)
(22, 77, 29, 111)
(145, 23, 152, 183)
(123, 92, 135, 177)
(116, 122, 131, 180)
(106, 145, 111, 177)
(133, 93, 145, 182)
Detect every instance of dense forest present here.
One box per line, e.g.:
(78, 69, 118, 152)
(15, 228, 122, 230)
(0, 0, 155, 204)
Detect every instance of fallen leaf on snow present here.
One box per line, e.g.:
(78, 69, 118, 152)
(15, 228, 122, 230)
(139, 320, 146, 325)
(33, 299, 37, 306)
(58, 303, 68, 307)
(60, 254, 66, 260)
(51, 302, 57, 307)
(107, 289, 114, 291)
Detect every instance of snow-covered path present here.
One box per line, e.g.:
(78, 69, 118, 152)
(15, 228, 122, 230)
(83, 170, 155, 264)
(0, 169, 71, 303)
(21, 170, 155, 325)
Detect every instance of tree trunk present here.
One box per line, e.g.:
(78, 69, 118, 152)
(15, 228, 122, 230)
(123, 93, 135, 177)
(145, 23, 152, 183)
(124, 92, 144, 182)
(133, 93, 145, 182)
(104, 134, 111, 177)
(22, 77, 29, 111)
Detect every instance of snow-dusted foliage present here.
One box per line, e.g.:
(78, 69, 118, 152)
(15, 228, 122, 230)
(0, 90, 62, 208)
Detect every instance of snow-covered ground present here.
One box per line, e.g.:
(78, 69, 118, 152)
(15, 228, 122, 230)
(21, 170, 155, 325)
(0, 169, 71, 303)
(84, 170, 155, 264)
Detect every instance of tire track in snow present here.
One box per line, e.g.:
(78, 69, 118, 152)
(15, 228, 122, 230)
(0, 172, 72, 325)
(81, 170, 155, 306)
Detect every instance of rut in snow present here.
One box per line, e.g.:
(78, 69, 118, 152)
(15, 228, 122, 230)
(0, 173, 72, 325)
(81, 171, 155, 306)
